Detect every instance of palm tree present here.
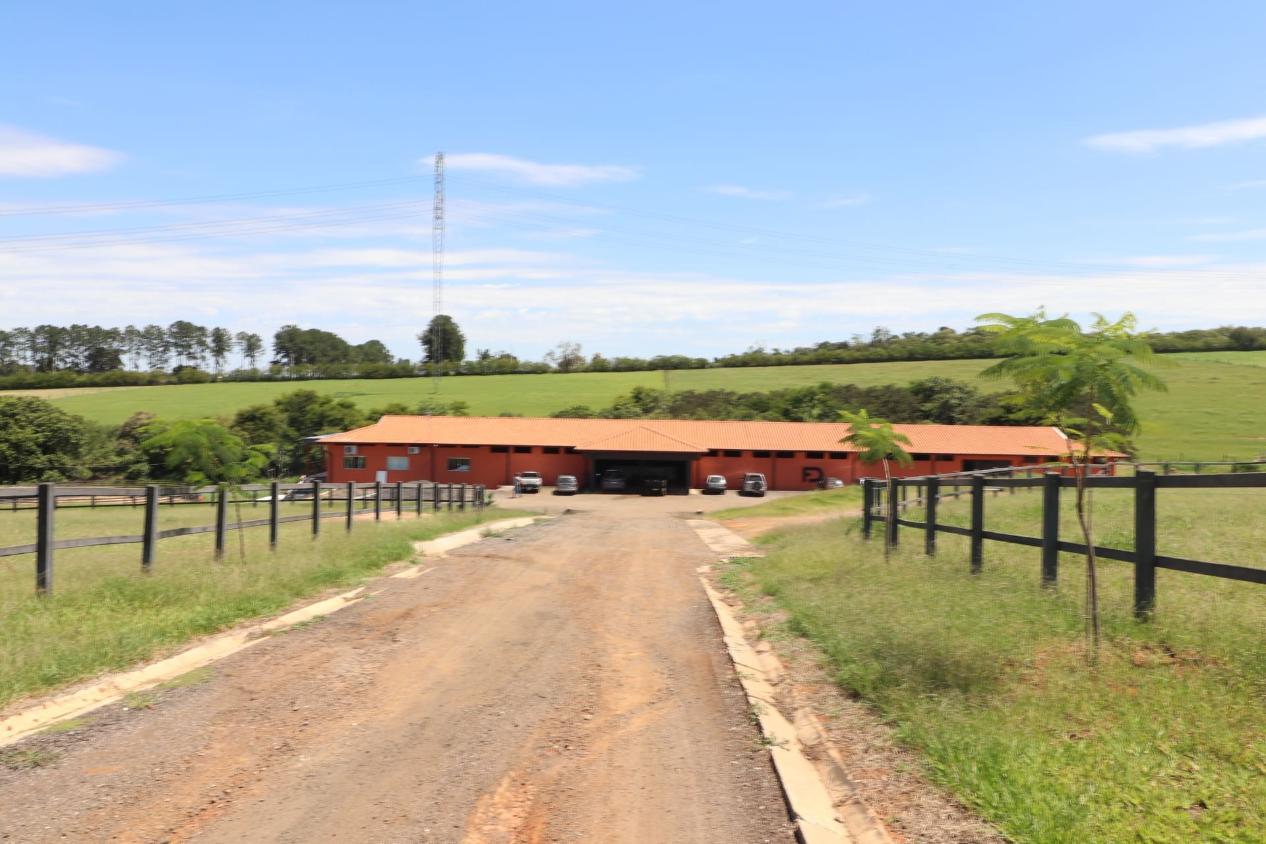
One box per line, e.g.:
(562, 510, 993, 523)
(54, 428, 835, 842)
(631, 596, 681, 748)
(840, 409, 913, 558)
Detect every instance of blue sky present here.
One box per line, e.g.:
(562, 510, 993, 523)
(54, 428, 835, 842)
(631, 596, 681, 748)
(3, 1, 1265, 360)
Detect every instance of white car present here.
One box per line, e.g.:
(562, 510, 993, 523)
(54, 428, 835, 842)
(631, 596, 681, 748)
(514, 470, 543, 493)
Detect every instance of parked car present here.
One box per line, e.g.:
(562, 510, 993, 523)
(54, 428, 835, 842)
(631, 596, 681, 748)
(600, 469, 627, 492)
(554, 474, 579, 495)
(819, 476, 845, 489)
(702, 474, 728, 495)
(514, 470, 542, 493)
(641, 478, 668, 496)
(739, 472, 767, 497)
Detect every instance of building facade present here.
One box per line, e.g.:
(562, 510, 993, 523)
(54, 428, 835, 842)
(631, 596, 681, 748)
(319, 415, 1077, 492)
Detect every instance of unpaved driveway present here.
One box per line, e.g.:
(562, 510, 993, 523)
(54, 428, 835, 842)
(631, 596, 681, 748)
(0, 506, 794, 843)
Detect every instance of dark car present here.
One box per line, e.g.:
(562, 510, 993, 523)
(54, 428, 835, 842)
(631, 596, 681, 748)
(600, 469, 628, 492)
(739, 472, 767, 497)
(641, 478, 668, 496)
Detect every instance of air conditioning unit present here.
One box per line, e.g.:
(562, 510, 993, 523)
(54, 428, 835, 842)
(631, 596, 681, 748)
(344, 445, 358, 455)
(408, 446, 421, 455)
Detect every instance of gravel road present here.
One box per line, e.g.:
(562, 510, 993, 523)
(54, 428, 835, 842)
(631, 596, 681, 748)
(0, 504, 795, 843)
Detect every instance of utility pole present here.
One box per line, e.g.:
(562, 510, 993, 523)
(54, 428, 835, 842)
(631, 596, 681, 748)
(431, 151, 445, 395)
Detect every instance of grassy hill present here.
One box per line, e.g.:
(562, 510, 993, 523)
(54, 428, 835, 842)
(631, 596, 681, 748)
(4, 352, 1264, 460)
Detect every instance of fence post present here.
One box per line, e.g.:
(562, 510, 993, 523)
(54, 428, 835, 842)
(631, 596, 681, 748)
(447, 483, 455, 511)
(374, 481, 382, 521)
(970, 474, 984, 574)
(924, 476, 939, 557)
(861, 479, 873, 540)
(312, 481, 322, 537)
(459, 483, 467, 511)
(142, 485, 159, 572)
(346, 482, 355, 531)
(36, 482, 54, 596)
(886, 479, 899, 548)
(1041, 472, 1060, 587)
(269, 481, 280, 549)
(395, 481, 403, 520)
(1134, 470, 1157, 620)
(214, 485, 228, 559)
(431, 482, 439, 512)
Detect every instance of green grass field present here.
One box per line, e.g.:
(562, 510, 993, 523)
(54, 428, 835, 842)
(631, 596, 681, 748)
(733, 486, 1266, 843)
(5, 351, 1265, 459)
(0, 503, 496, 709)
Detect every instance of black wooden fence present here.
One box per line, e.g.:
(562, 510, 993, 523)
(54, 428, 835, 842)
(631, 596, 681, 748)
(0, 481, 487, 596)
(861, 467, 1266, 619)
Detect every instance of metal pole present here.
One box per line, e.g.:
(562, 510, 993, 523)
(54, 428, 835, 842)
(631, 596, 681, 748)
(312, 480, 322, 536)
(36, 482, 54, 595)
(1134, 471, 1157, 619)
(970, 475, 984, 574)
(269, 481, 280, 549)
(142, 485, 159, 572)
(1041, 472, 1060, 587)
(346, 482, 355, 531)
(924, 476, 939, 557)
(214, 485, 228, 559)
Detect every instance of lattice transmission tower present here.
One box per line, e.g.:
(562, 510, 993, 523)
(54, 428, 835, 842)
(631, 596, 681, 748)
(431, 151, 445, 394)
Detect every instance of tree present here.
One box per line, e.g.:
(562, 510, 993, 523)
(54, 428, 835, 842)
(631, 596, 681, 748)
(209, 327, 232, 372)
(141, 324, 170, 370)
(840, 409, 913, 559)
(0, 397, 89, 483)
(977, 310, 1167, 658)
(545, 341, 585, 373)
(235, 331, 263, 368)
(418, 315, 466, 364)
(139, 419, 270, 485)
(352, 339, 393, 365)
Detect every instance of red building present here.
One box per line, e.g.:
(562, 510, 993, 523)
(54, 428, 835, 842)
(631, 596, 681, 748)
(319, 415, 1076, 492)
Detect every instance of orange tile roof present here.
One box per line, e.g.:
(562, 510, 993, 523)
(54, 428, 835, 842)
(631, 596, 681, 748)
(320, 415, 1074, 457)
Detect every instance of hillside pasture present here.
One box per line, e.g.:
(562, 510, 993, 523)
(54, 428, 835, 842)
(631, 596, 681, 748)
(3, 352, 1264, 459)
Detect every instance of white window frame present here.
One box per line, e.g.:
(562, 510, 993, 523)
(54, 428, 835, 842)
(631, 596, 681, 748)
(386, 456, 409, 471)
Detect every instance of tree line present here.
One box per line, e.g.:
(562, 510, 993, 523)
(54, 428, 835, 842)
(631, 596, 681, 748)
(3, 317, 1265, 392)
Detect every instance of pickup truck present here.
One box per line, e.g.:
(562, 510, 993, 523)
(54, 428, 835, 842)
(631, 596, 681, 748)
(514, 470, 543, 493)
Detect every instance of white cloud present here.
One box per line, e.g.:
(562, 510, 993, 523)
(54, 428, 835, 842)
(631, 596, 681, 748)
(439, 153, 638, 187)
(1118, 254, 1216, 267)
(1189, 228, 1266, 242)
(0, 126, 123, 177)
(706, 184, 790, 201)
(821, 193, 871, 208)
(1086, 115, 1266, 153)
(1230, 179, 1266, 190)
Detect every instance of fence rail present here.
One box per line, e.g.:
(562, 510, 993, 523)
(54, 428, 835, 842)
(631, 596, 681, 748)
(861, 465, 1266, 619)
(1, 481, 488, 596)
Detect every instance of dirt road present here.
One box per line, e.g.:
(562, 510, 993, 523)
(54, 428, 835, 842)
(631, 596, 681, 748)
(0, 502, 794, 843)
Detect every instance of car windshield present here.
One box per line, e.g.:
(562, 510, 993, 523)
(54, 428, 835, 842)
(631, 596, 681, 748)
(520, 471, 540, 478)
(707, 475, 724, 482)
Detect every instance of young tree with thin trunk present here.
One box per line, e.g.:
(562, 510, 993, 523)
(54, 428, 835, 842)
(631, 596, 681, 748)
(977, 310, 1166, 660)
(840, 408, 912, 560)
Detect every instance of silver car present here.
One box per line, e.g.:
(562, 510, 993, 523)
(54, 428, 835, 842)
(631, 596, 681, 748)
(702, 474, 727, 495)
(554, 474, 579, 495)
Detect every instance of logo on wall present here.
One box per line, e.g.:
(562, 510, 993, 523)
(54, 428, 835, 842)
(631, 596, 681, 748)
(801, 467, 824, 484)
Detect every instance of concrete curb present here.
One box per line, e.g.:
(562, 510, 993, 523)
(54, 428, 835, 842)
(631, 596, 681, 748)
(0, 515, 542, 749)
(691, 520, 896, 844)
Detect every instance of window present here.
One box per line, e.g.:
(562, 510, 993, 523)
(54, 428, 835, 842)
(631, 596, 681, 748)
(543, 446, 561, 454)
(343, 455, 366, 469)
(513, 446, 532, 454)
(407, 446, 421, 455)
(343, 445, 358, 455)
(828, 451, 847, 459)
(911, 453, 931, 461)
(447, 457, 471, 472)
(775, 451, 795, 458)
(706, 449, 720, 457)
(805, 451, 824, 459)
(491, 446, 509, 453)
(936, 454, 954, 461)
(752, 450, 771, 458)
(723, 450, 742, 457)
(386, 456, 409, 471)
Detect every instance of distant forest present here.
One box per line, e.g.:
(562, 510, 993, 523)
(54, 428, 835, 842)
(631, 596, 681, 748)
(2, 318, 1264, 391)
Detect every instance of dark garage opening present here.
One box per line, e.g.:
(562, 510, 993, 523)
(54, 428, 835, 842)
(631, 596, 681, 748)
(592, 457, 691, 495)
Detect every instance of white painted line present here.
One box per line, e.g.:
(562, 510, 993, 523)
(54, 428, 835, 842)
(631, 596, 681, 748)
(414, 516, 541, 557)
(686, 519, 764, 560)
